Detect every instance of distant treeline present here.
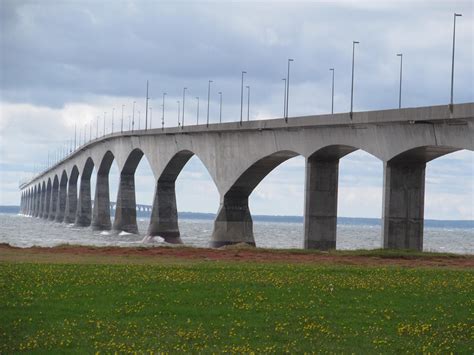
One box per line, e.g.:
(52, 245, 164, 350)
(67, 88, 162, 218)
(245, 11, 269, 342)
(2, 206, 472, 229)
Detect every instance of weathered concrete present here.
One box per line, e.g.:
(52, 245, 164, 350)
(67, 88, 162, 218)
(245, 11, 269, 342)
(148, 181, 182, 243)
(49, 178, 59, 220)
(18, 103, 474, 251)
(43, 181, 51, 219)
(75, 176, 92, 226)
(113, 172, 138, 233)
(64, 168, 78, 223)
(92, 152, 114, 230)
(55, 173, 68, 222)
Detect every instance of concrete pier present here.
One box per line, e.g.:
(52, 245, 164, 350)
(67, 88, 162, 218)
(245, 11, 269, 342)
(43, 182, 51, 219)
(75, 175, 92, 226)
(211, 195, 255, 247)
(382, 161, 426, 250)
(49, 179, 58, 220)
(148, 181, 182, 244)
(55, 175, 68, 222)
(92, 170, 112, 230)
(113, 172, 138, 233)
(304, 158, 339, 250)
(64, 169, 78, 223)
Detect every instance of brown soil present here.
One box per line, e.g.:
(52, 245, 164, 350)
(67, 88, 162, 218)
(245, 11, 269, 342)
(1, 243, 473, 268)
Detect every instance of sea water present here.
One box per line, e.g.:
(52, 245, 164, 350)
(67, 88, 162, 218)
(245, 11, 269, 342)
(0, 213, 473, 254)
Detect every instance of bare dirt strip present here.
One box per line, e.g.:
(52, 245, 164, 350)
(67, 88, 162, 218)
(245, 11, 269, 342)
(1, 243, 473, 268)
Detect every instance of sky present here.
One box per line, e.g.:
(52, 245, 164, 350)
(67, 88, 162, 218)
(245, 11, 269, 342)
(1, 0, 473, 220)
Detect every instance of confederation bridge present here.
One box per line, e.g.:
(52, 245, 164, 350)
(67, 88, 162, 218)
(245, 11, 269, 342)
(19, 103, 473, 250)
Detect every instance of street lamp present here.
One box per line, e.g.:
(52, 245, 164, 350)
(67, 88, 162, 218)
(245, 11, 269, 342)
(196, 97, 200, 125)
(112, 107, 115, 133)
(329, 68, 335, 114)
(282, 78, 286, 118)
(450, 13, 462, 109)
(207, 80, 213, 127)
(286, 59, 294, 122)
(121, 105, 125, 133)
(396, 54, 403, 109)
(246, 86, 250, 121)
(74, 123, 77, 150)
(240, 71, 246, 125)
(145, 80, 149, 130)
(162, 93, 167, 130)
(132, 101, 136, 132)
(218, 92, 222, 123)
(138, 110, 141, 130)
(103, 112, 106, 136)
(96, 116, 99, 138)
(149, 107, 152, 129)
(182, 87, 187, 129)
(350, 41, 359, 119)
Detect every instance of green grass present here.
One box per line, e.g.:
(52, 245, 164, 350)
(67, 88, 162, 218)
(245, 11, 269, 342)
(1, 261, 473, 353)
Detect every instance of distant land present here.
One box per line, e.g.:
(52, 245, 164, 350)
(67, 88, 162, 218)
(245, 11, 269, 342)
(2, 205, 472, 229)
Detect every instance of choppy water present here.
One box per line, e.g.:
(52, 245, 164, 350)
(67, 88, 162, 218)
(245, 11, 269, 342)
(0, 214, 473, 254)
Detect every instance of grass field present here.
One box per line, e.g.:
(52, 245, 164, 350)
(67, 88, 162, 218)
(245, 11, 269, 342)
(0, 248, 473, 353)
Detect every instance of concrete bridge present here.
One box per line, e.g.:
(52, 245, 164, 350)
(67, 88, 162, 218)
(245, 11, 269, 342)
(19, 103, 474, 250)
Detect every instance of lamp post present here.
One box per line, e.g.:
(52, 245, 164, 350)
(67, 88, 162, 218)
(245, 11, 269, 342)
(329, 68, 335, 114)
(396, 54, 403, 109)
(112, 107, 115, 133)
(350, 41, 359, 119)
(138, 110, 141, 130)
(207, 80, 212, 127)
(196, 97, 200, 125)
(182, 87, 187, 129)
(218, 92, 222, 123)
(149, 107, 152, 129)
(145, 80, 149, 130)
(96, 116, 99, 138)
(132, 101, 136, 132)
(121, 105, 125, 133)
(103, 112, 106, 136)
(246, 86, 250, 121)
(450, 13, 462, 109)
(240, 71, 246, 125)
(74, 123, 77, 149)
(282, 78, 286, 118)
(162, 93, 167, 130)
(286, 59, 294, 122)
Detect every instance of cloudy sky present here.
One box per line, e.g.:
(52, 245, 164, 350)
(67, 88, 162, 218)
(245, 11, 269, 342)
(1, 0, 473, 220)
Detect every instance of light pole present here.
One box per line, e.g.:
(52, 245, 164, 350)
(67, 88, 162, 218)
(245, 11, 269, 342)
(132, 101, 136, 132)
(350, 41, 359, 119)
(329, 68, 335, 114)
(207, 80, 212, 127)
(128, 116, 131, 131)
(286, 59, 294, 122)
(182, 87, 187, 129)
(103, 112, 106, 136)
(450, 13, 462, 109)
(246, 86, 250, 121)
(162, 93, 167, 130)
(396, 54, 403, 109)
(240, 71, 246, 125)
(112, 107, 115, 133)
(196, 97, 200, 125)
(74, 123, 77, 149)
(138, 110, 141, 130)
(96, 116, 99, 138)
(145, 80, 149, 130)
(177, 100, 181, 127)
(282, 78, 286, 118)
(218, 92, 222, 123)
(121, 105, 125, 133)
(89, 120, 92, 141)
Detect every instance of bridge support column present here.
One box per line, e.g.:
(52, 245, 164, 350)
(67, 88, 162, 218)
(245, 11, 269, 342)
(33, 190, 39, 217)
(113, 173, 138, 234)
(49, 184, 58, 220)
(92, 172, 112, 230)
(64, 180, 78, 223)
(211, 195, 255, 247)
(38, 189, 44, 217)
(55, 182, 67, 223)
(382, 161, 425, 251)
(75, 176, 92, 226)
(147, 180, 182, 244)
(304, 158, 339, 250)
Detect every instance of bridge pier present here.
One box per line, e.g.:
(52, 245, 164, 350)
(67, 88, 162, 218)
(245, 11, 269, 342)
(43, 185, 51, 219)
(64, 173, 78, 223)
(49, 182, 58, 220)
(113, 172, 138, 234)
(382, 161, 425, 251)
(211, 195, 255, 247)
(37, 188, 43, 217)
(303, 158, 339, 250)
(55, 180, 67, 223)
(33, 190, 39, 217)
(92, 172, 112, 230)
(75, 175, 92, 226)
(147, 180, 183, 244)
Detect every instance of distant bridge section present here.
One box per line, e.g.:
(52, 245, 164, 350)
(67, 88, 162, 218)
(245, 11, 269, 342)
(19, 103, 474, 250)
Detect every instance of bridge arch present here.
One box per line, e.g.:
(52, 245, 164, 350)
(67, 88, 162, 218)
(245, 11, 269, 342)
(64, 166, 79, 223)
(75, 158, 95, 226)
(40, 181, 46, 218)
(49, 175, 59, 220)
(44, 178, 52, 219)
(92, 151, 116, 230)
(55, 170, 68, 223)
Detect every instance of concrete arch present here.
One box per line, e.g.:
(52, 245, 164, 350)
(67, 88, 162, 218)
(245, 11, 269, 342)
(44, 178, 52, 219)
(49, 175, 59, 220)
(75, 158, 95, 226)
(388, 145, 462, 164)
(92, 151, 116, 230)
(40, 181, 47, 218)
(65, 166, 79, 223)
(55, 171, 68, 222)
